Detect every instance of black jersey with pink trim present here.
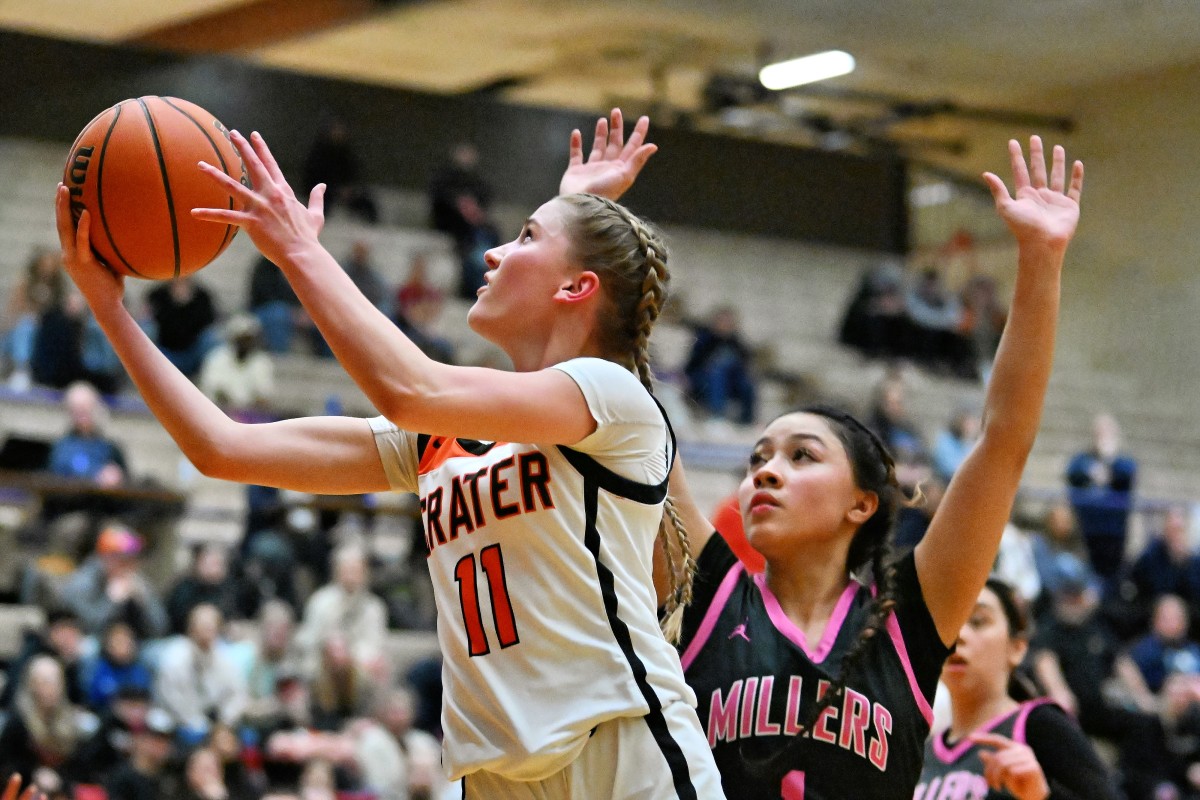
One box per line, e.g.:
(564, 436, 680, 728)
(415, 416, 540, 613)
(916, 699, 1121, 800)
(679, 534, 950, 800)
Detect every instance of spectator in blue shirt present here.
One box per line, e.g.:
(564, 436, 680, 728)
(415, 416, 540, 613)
(86, 620, 152, 713)
(1128, 594, 1200, 695)
(1066, 412, 1137, 591)
(47, 381, 126, 486)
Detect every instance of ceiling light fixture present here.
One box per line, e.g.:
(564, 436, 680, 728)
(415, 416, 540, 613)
(759, 50, 856, 91)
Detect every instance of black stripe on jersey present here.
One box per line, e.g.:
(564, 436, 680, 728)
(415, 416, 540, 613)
(556, 446, 669, 503)
(416, 434, 498, 461)
(568, 464, 695, 798)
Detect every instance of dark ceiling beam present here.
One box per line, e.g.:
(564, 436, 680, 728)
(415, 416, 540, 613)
(125, 0, 386, 53)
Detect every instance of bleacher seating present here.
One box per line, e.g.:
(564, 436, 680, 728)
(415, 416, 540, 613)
(1, 133, 1197, 578)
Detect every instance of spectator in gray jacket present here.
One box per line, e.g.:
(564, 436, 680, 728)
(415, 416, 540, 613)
(59, 524, 167, 640)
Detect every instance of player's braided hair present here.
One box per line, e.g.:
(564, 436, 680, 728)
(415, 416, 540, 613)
(559, 192, 694, 643)
(797, 405, 906, 732)
(985, 577, 1041, 702)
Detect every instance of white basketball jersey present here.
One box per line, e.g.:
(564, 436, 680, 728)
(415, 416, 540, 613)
(370, 358, 697, 782)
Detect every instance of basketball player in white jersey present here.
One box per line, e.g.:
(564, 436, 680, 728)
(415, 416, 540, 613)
(55, 110, 724, 798)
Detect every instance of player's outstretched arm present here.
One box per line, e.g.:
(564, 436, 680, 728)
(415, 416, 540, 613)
(55, 186, 389, 495)
(193, 130, 627, 446)
(559, 108, 658, 201)
(915, 136, 1083, 644)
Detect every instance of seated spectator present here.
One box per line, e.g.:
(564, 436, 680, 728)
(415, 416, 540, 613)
(59, 524, 169, 640)
(296, 544, 388, 681)
(959, 273, 1007, 382)
(451, 195, 500, 300)
(0, 655, 91, 785)
(356, 685, 445, 800)
(48, 382, 119, 478)
(1127, 595, 1200, 698)
(428, 141, 493, 243)
(146, 276, 219, 378)
(867, 370, 929, 485)
(309, 633, 375, 732)
(1066, 411, 1137, 592)
(103, 706, 179, 800)
(1131, 505, 1200, 622)
(1031, 501, 1092, 587)
(2, 248, 65, 391)
(905, 267, 974, 377)
(248, 255, 302, 355)
(837, 258, 908, 360)
(206, 724, 262, 800)
(166, 544, 242, 636)
(342, 240, 388, 315)
(85, 619, 152, 713)
(393, 252, 443, 322)
(0, 609, 85, 710)
(154, 603, 248, 744)
(182, 734, 258, 800)
(393, 284, 455, 366)
(198, 314, 276, 415)
(930, 402, 980, 482)
(1031, 572, 1178, 800)
(302, 117, 378, 225)
(1162, 680, 1200, 798)
(683, 305, 758, 425)
(993, 521, 1042, 606)
(29, 292, 88, 392)
(243, 600, 303, 732)
(72, 684, 153, 782)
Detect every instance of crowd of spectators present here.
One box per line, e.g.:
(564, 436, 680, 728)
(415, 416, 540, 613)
(838, 370, 1200, 799)
(839, 248, 1008, 382)
(6, 120, 1200, 800)
(0, 527, 449, 800)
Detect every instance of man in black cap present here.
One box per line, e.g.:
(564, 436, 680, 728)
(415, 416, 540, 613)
(103, 706, 177, 800)
(72, 684, 153, 782)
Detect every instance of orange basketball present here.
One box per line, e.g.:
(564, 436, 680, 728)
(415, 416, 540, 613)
(63, 96, 247, 280)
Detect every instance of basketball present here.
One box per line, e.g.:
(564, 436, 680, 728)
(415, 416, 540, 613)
(62, 96, 247, 281)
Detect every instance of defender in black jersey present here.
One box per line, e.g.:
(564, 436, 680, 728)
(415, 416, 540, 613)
(681, 534, 948, 798)
(664, 137, 1084, 799)
(917, 580, 1119, 800)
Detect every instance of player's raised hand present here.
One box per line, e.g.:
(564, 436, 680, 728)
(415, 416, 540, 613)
(194, 130, 326, 267)
(559, 108, 658, 201)
(2, 774, 42, 800)
(972, 732, 1051, 800)
(55, 184, 125, 309)
(983, 136, 1083, 249)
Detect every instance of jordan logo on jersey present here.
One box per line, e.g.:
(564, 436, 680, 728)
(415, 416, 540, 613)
(728, 618, 751, 642)
(420, 451, 556, 553)
(707, 674, 892, 771)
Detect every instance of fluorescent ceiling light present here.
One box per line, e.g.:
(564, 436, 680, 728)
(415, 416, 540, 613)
(759, 50, 856, 91)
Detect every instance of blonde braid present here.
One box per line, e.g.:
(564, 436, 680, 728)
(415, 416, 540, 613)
(559, 193, 697, 643)
(618, 203, 695, 644)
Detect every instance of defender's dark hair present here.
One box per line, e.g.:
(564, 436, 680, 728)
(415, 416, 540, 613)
(795, 404, 906, 730)
(983, 577, 1040, 701)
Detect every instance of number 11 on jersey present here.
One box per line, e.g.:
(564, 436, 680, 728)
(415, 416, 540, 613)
(455, 543, 520, 656)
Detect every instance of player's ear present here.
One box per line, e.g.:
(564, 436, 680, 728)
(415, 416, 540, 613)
(556, 270, 601, 305)
(846, 489, 879, 525)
